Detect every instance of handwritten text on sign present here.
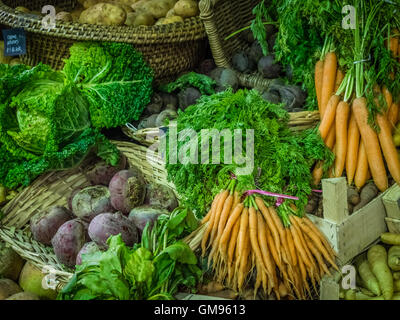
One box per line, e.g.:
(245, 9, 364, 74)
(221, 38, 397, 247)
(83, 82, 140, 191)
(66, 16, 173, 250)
(2, 28, 27, 56)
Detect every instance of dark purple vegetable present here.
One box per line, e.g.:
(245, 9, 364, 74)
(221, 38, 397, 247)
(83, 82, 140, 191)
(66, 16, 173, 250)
(129, 205, 168, 232)
(145, 183, 178, 212)
(30, 206, 73, 246)
(51, 219, 87, 267)
(160, 92, 178, 110)
(219, 68, 239, 91)
(248, 41, 264, 65)
(68, 188, 82, 212)
(209, 67, 224, 84)
(109, 168, 146, 214)
(88, 212, 138, 248)
(198, 59, 216, 76)
(258, 55, 282, 79)
(76, 242, 100, 265)
(178, 87, 201, 111)
(231, 52, 256, 74)
(262, 90, 281, 105)
(85, 155, 127, 186)
(71, 186, 113, 222)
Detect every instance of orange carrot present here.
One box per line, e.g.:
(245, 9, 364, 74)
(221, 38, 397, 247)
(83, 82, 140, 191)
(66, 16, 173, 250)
(315, 60, 325, 114)
(255, 198, 281, 261)
(376, 113, 400, 183)
(353, 97, 388, 192)
(334, 101, 350, 177)
(236, 207, 249, 270)
(346, 111, 360, 185)
(201, 193, 221, 256)
(257, 213, 277, 289)
(319, 94, 341, 140)
(219, 203, 244, 258)
(354, 141, 369, 190)
(382, 86, 393, 111)
(388, 102, 400, 131)
(320, 52, 338, 115)
(248, 207, 266, 273)
(335, 69, 345, 92)
(209, 190, 229, 245)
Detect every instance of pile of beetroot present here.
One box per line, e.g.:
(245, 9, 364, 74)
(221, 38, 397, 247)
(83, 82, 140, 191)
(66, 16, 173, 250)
(29, 159, 178, 268)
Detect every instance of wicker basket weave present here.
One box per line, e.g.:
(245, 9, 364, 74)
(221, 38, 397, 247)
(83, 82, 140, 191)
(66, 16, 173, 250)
(199, 0, 271, 89)
(0, 0, 207, 81)
(123, 111, 321, 147)
(0, 140, 173, 290)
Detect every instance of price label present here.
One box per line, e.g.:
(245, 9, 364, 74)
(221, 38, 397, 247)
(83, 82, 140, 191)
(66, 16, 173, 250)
(2, 28, 26, 57)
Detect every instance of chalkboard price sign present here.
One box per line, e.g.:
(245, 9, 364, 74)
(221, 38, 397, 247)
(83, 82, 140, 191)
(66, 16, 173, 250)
(2, 28, 27, 57)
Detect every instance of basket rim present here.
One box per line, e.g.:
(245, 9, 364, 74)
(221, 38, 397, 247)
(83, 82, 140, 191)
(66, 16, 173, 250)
(0, 1, 207, 44)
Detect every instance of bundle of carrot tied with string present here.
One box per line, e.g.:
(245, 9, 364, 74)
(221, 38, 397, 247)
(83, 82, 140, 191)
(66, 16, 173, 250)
(253, 0, 400, 191)
(163, 89, 337, 299)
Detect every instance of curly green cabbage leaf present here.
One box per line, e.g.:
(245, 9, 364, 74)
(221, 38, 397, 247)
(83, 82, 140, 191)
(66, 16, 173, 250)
(63, 42, 154, 129)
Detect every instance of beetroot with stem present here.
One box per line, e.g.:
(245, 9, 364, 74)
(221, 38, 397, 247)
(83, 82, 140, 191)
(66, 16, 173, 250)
(51, 219, 87, 267)
(30, 206, 73, 246)
(109, 167, 146, 214)
(71, 186, 114, 222)
(88, 212, 138, 248)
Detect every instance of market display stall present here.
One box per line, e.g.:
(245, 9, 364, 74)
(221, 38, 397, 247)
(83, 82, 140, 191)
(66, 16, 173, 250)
(1, 0, 400, 302)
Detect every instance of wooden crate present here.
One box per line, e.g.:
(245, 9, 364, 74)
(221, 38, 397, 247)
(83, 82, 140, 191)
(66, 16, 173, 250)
(385, 217, 400, 234)
(383, 184, 400, 220)
(308, 177, 390, 266)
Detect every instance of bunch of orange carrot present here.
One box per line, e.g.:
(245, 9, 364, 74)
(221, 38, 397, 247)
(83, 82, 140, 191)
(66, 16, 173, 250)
(187, 185, 338, 300)
(312, 30, 400, 192)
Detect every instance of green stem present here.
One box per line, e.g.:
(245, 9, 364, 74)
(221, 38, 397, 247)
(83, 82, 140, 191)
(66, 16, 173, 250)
(224, 21, 278, 41)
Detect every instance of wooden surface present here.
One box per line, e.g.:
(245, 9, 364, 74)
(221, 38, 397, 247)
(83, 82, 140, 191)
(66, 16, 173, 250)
(383, 184, 400, 220)
(385, 217, 400, 234)
(308, 178, 391, 266)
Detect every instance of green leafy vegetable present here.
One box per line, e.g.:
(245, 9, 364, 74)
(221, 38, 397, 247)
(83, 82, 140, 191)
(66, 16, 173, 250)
(59, 208, 201, 300)
(63, 42, 154, 129)
(164, 89, 332, 225)
(159, 72, 216, 96)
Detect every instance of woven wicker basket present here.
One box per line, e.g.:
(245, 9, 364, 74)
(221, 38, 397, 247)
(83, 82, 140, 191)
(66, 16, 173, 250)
(199, 0, 272, 89)
(123, 111, 320, 146)
(0, 140, 172, 291)
(0, 0, 207, 81)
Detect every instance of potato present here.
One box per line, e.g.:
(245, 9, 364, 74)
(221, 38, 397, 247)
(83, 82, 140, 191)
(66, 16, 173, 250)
(160, 15, 183, 24)
(6, 292, 40, 300)
(133, 12, 155, 26)
(83, 0, 102, 8)
(131, 0, 151, 11)
(155, 17, 166, 25)
(56, 11, 73, 22)
(0, 279, 22, 300)
(173, 0, 199, 18)
(143, 0, 171, 19)
(0, 42, 12, 64)
(80, 3, 127, 26)
(166, 8, 176, 17)
(125, 11, 139, 25)
(14, 6, 30, 13)
(9, 58, 21, 66)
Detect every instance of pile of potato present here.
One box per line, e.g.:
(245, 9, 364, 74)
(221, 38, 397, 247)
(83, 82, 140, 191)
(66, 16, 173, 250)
(13, 0, 199, 27)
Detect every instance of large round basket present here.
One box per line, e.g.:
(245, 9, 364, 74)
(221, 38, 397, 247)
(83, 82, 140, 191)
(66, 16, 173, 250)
(199, 0, 270, 89)
(0, 140, 173, 291)
(0, 0, 207, 81)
